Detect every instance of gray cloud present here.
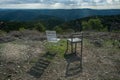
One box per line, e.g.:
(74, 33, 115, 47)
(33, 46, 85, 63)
(0, 0, 120, 9)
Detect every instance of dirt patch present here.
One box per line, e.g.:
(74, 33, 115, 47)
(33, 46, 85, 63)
(1, 43, 29, 61)
(0, 32, 120, 80)
(0, 40, 45, 80)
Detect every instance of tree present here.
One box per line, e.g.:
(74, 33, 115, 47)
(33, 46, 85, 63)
(65, 29, 75, 33)
(88, 18, 103, 31)
(54, 26, 63, 33)
(34, 22, 46, 32)
(82, 21, 90, 30)
(82, 18, 104, 31)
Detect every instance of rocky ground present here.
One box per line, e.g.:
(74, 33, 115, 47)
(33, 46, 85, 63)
(0, 31, 120, 80)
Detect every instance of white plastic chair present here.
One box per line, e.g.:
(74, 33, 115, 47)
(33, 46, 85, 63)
(46, 30, 60, 43)
(45, 30, 60, 53)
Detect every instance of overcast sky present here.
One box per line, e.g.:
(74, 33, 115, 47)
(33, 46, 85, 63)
(0, 0, 120, 9)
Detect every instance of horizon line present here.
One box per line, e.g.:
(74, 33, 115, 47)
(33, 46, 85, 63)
(0, 8, 120, 10)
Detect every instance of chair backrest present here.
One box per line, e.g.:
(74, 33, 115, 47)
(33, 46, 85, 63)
(70, 32, 83, 42)
(46, 30, 57, 42)
(71, 32, 83, 39)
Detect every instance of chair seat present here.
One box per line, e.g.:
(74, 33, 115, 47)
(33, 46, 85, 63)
(67, 38, 82, 43)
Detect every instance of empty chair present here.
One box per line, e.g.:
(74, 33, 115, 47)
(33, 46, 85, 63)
(66, 32, 83, 54)
(46, 30, 60, 43)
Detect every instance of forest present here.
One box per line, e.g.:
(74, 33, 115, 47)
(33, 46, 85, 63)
(0, 15, 120, 33)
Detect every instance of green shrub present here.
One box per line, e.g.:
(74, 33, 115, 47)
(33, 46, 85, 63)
(54, 26, 63, 34)
(82, 18, 104, 31)
(19, 27, 26, 31)
(44, 39, 67, 57)
(0, 30, 6, 35)
(34, 22, 46, 32)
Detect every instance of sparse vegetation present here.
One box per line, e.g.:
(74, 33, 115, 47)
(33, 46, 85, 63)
(44, 39, 67, 57)
(0, 30, 6, 35)
(0, 31, 120, 80)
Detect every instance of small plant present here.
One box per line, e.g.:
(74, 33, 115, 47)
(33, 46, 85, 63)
(112, 40, 120, 48)
(19, 27, 26, 31)
(0, 30, 6, 35)
(44, 39, 67, 57)
(103, 39, 113, 47)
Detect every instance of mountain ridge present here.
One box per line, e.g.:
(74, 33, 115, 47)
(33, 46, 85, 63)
(0, 9, 120, 21)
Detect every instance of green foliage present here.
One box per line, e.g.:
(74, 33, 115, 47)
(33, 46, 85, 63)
(34, 22, 46, 32)
(103, 39, 114, 48)
(58, 21, 78, 32)
(54, 26, 63, 33)
(44, 40, 67, 57)
(0, 30, 6, 35)
(65, 29, 75, 33)
(82, 18, 104, 31)
(102, 26, 108, 32)
(19, 27, 26, 31)
(82, 21, 90, 30)
(89, 18, 103, 31)
(1, 15, 120, 32)
(112, 40, 120, 48)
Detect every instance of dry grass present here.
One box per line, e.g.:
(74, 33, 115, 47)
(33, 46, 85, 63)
(0, 40, 45, 80)
(0, 32, 120, 80)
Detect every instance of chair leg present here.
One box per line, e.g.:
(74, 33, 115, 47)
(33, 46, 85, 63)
(80, 41, 83, 72)
(75, 43, 77, 54)
(65, 40, 69, 54)
(71, 42, 73, 54)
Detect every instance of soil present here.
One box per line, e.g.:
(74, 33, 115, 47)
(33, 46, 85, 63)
(0, 31, 120, 80)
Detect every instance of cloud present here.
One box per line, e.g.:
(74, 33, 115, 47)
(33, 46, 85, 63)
(0, 0, 120, 9)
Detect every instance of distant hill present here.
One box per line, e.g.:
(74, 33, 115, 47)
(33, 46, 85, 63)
(58, 14, 120, 32)
(0, 9, 120, 21)
(0, 14, 120, 32)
